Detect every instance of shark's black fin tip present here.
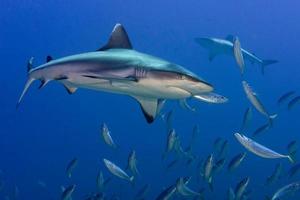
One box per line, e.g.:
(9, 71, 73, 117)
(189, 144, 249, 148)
(140, 107, 154, 123)
(46, 55, 53, 63)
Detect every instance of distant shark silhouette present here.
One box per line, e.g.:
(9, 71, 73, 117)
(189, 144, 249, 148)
(195, 36, 278, 74)
(18, 23, 225, 123)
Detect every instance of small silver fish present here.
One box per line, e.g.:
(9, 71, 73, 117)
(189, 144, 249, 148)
(163, 129, 177, 159)
(271, 181, 300, 200)
(194, 92, 228, 104)
(203, 154, 214, 190)
(277, 91, 295, 106)
(61, 184, 76, 200)
(242, 81, 277, 123)
(213, 158, 226, 174)
(101, 123, 117, 148)
(288, 96, 300, 110)
(176, 177, 200, 197)
(127, 150, 139, 175)
(235, 177, 250, 200)
(233, 37, 245, 74)
(227, 187, 235, 200)
(66, 158, 78, 178)
(179, 99, 196, 112)
(96, 171, 104, 192)
(227, 152, 247, 172)
(252, 123, 271, 137)
(155, 177, 190, 200)
(240, 107, 252, 132)
(234, 133, 293, 163)
(134, 184, 150, 200)
(265, 163, 283, 186)
(103, 158, 134, 182)
(215, 139, 228, 159)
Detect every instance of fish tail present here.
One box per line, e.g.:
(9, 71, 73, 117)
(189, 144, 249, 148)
(261, 59, 278, 75)
(287, 155, 295, 164)
(268, 114, 278, 126)
(129, 176, 135, 187)
(208, 177, 214, 191)
(289, 151, 297, 163)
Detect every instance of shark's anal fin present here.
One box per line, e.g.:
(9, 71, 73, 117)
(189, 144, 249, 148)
(98, 23, 132, 51)
(133, 96, 159, 123)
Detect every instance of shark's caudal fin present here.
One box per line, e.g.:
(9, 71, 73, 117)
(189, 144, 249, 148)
(17, 78, 35, 108)
(261, 60, 278, 75)
(98, 23, 132, 51)
(17, 57, 36, 108)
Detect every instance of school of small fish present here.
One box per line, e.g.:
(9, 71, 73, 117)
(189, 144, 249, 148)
(5, 30, 300, 200)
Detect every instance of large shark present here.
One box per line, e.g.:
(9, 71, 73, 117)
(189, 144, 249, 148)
(195, 36, 278, 74)
(18, 24, 222, 123)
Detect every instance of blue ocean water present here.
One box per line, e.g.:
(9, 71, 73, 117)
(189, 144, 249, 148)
(1, 0, 300, 199)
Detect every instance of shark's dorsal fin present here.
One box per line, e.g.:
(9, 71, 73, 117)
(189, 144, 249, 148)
(133, 96, 158, 123)
(98, 23, 132, 51)
(225, 35, 234, 42)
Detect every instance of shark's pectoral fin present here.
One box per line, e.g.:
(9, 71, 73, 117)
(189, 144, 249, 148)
(133, 96, 160, 123)
(98, 23, 132, 51)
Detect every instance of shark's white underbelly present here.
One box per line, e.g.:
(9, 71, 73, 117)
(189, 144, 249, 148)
(63, 77, 192, 99)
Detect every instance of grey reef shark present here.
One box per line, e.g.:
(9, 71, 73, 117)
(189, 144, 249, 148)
(195, 36, 278, 74)
(17, 23, 226, 123)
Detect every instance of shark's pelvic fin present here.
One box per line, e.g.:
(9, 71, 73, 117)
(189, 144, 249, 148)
(133, 96, 159, 123)
(98, 23, 132, 51)
(38, 79, 50, 89)
(63, 84, 77, 94)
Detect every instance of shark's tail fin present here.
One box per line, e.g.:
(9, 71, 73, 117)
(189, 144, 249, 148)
(16, 57, 36, 108)
(261, 60, 278, 75)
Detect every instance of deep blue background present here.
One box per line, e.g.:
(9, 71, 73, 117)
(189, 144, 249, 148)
(1, 0, 300, 199)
